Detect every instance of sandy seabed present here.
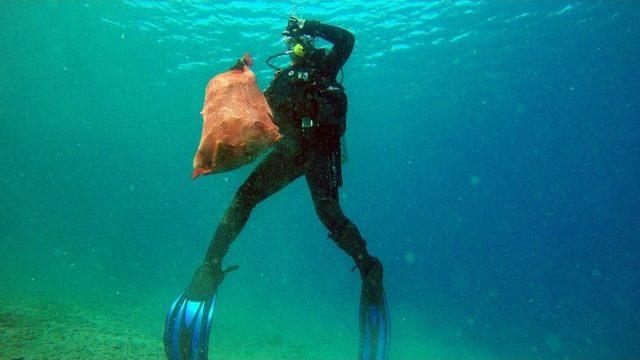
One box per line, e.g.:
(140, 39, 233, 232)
(0, 291, 494, 360)
(0, 296, 161, 360)
(0, 293, 351, 360)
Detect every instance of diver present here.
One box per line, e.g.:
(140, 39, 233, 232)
(164, 17, 390, 360)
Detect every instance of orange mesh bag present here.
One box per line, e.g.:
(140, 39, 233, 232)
(192, 54, 282, 178)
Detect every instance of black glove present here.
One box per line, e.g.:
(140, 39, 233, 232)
(282, 16, 306, 36)
(229, 58, 245, 71)
(228, 53, 252, 71)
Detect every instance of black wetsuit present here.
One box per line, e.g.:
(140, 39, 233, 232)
(201, 21, 372, 279)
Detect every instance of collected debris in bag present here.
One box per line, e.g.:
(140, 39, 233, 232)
(192, 54, 281, 178)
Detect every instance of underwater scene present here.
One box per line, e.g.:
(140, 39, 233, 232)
(1, 1, 639, 359)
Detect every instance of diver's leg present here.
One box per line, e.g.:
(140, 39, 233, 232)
(305, 132, 390, 359)
(205, 139, 306, 268)
(304, 130, 370, 268)
(304, 125, 386, 279)
(310, 191, 370, 264)
(308, 189, 386, 301)
(166, 140, 307, 360)
(187, 140, 306, 298)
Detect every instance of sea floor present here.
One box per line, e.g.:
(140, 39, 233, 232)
(0, 290, 494, 360)
(0, 294, 160, 360)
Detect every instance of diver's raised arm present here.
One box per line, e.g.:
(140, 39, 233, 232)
(303, 20, 354, 58)
(284, 17, 355, 74)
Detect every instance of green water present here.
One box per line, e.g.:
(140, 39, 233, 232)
(1, 1, 639, 359)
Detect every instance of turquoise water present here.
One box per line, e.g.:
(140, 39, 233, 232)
(1, 1, 639, 359)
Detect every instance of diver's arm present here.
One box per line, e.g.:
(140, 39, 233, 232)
(302, 20, 355, 74)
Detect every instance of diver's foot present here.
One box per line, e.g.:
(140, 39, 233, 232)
(359, 256, 385, 305)
(184, 264, 224, 301)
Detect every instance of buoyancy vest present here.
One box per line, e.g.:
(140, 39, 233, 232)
(264, 65, 347, 136)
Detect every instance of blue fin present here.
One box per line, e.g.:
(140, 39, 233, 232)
(164, 292, 216, 360)
(358, 287, 390, 360)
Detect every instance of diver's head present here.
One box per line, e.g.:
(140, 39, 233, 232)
(285, 35, 316, 64)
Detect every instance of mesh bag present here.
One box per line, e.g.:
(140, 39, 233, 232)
(192, 56, 281, 178)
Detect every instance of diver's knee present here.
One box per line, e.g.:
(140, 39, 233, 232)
(314, 197, 342, 225)
(234, 183, 260, 210)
